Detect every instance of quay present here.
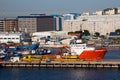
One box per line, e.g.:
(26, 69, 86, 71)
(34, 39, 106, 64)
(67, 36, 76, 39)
(0, 60, 120, 68)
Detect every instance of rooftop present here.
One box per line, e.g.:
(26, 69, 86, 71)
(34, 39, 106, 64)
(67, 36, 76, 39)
(17, 15, 54, 18)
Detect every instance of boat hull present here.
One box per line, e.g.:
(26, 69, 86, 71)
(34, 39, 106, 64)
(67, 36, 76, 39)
(78, 48, 107, 61)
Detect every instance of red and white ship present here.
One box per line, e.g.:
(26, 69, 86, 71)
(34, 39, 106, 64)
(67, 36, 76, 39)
(68, 39, 107, 61)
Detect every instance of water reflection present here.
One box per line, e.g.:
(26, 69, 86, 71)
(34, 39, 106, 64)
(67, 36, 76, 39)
(0, 68, 120, 80)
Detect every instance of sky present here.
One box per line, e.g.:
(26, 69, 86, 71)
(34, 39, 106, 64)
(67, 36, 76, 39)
(0, 0, 120, 17)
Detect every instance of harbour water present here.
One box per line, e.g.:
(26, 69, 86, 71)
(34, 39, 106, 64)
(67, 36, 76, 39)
(0, 49, 120, 80)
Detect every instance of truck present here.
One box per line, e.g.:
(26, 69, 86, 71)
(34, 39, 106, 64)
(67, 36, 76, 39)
(21, 55, 43, 62)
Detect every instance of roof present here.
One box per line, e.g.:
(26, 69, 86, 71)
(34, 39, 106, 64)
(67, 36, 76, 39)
(0, 32, 26, 36)
(17, 16, 54, 18)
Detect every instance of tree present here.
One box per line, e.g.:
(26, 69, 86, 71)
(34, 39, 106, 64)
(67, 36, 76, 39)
(75, 31, 82, 34)
(94, 32, 100, 37)
(68, 32, 74, 35)
(83, 30, 90, 36)
(115, 29, 120, 33)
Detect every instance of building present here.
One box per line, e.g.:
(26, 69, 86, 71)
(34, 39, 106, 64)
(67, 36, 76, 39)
(81, 12, 90, 16)
(109, 32, 120, 38)
(62, 15, 120, 35)
(94, 11, 103, 15)
(62, 13, 80, 20)
(18, 15, 55, 33)
(103, 8, 118, 15)
(63, 14, 75, 20)
(55, 16, 63, 31)
(0, 18, 18, 32)
(0, 32, 28, 43)
(32, 31, 68, 42)
(0, 19, 5, 32)
(117, 7, 120, 14)
(51, 14, 63, 31)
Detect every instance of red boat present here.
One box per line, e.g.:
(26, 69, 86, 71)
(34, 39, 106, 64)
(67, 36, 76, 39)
(78, 48, 107, 61)
(69, 39, 107, 61)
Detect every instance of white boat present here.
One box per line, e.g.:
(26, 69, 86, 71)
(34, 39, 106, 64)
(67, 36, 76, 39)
(64, 39, 107, 61)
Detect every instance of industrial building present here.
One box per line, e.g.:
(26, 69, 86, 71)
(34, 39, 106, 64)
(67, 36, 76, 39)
(32, 31, 68, 42)
(0, 32, 28, 43)
(18, 15, 56, 33)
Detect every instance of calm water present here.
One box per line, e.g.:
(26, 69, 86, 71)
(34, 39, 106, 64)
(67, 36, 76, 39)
(0, 49, 120, 80)
(104, 49, 120, 60)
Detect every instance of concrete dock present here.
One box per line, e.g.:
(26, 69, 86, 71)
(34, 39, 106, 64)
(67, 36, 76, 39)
(0, 60, 120, 68)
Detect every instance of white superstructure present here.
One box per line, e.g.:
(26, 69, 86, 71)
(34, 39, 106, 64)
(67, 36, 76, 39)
(70, 40, 95, 55)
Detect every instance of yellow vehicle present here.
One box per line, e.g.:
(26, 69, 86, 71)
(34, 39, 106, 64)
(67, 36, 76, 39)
(21, 55, 43, 62)
(62, 55, 78, 59)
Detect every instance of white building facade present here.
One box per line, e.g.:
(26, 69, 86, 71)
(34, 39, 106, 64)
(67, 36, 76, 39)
(62, 15, 120, 35)
(0, 32, 27, 43)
